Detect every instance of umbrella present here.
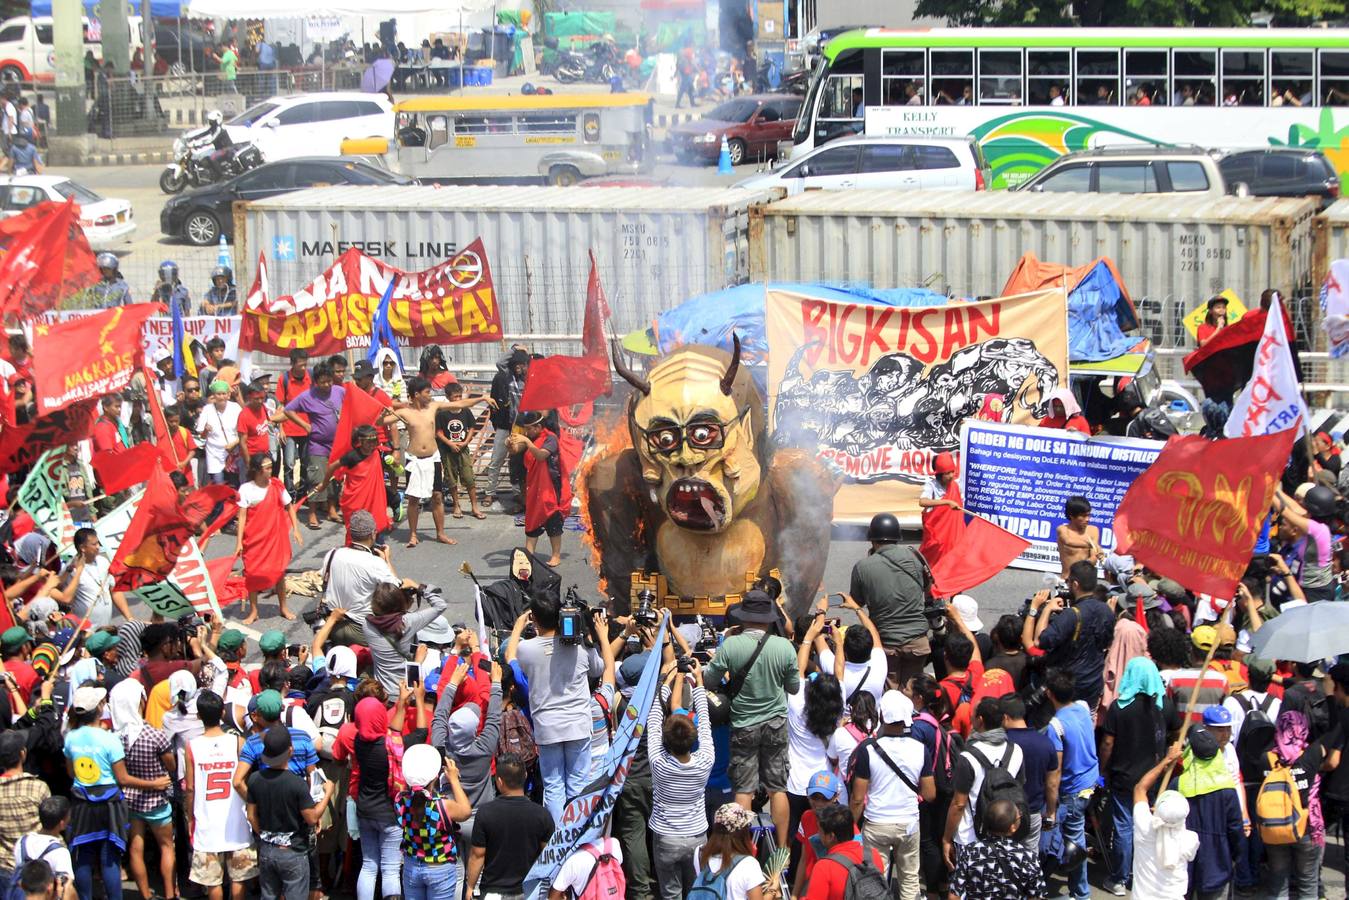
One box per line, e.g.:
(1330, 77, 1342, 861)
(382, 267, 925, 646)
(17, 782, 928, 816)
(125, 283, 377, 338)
(361, 58, 395, 93)
(1245, 601, 1349, 663)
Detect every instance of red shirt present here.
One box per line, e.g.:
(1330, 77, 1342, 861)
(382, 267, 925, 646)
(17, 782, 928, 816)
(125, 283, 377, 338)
(276, 369, 311, 437)
(90, 417, 127, 455)
(802, 839, 885, 900)
(4, 659, 37, 701)
(938, 658, 985, 719)
(236, 404, 271, 456)
(427, 370, 457, 390)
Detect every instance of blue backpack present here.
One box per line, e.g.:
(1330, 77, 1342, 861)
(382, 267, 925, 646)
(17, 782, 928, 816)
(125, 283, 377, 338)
(8, 836, 61, 900)
(688, 854, 748, 900)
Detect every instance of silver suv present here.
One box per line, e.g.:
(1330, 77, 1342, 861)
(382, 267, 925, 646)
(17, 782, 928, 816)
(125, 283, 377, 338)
(1013, 146, 1229, 198)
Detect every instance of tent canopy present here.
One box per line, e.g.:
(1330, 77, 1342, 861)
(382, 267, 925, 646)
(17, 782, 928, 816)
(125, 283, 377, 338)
(186, 0, 492, 17)
(1001, 252, 1139, 364)
(31, 0, 184, 18)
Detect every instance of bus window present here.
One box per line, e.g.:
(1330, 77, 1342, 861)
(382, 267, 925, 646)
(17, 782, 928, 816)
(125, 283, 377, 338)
(1124, 50, 1168, 105)
(1320, 50, 1349, 106)
(816, 74, 864, 141)
(1271, 51, 1313, 106)
(978, 50, 1022, 105)
(456, 115, 514, 134)
(881, 49, 924, 105)
(427, 115, 449, 149)
(1076, 49, 1120, 106)
(1173, 50, 1216, 106)
(1027, 50, 1069, 105)
(930, 49, 973, 106)
(519, 113, 577, 134)
(1221, 50, 1265, 106)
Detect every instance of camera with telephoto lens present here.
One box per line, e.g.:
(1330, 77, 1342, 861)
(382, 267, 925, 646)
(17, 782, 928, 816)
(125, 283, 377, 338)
(676, 654, 695, 674)
(176, 612, 205, 644)
(559, 586, 590, 646)
(693, 616, 719, 662)
(924, 600, 948, 637)
(633, 588, 659, 628)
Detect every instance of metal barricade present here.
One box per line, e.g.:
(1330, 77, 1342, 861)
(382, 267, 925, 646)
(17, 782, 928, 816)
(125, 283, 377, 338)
(86, 69, 300, 138)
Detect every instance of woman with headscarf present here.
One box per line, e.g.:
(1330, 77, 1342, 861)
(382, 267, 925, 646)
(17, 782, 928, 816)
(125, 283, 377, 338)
(1099, 657, 1174, 895)
(918, 451, 965, 568)
(430, 658, 502, 861)
(1098, 587, 1151, 721)
(1039, 386, 1090, 434)
(109, 679, 177, 900)
(332, 696, 405, 900)
(1177, 726, 1246, 900)
(1258, 709, 1340, 900)
(372, 347, 406, 402)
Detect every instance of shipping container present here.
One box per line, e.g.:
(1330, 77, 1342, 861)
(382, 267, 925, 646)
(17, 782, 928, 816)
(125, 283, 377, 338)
(238, 185, 781, 365)
(748, 190, 1319, 353)
(1317, 199, 1349, 284)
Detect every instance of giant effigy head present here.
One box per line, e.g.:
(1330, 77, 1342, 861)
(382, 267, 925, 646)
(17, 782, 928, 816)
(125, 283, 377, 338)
(613, 335, 763, 534)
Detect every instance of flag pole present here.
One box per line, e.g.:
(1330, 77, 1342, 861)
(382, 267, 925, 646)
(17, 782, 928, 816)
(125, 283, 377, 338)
(1156, 599, 1235, 790)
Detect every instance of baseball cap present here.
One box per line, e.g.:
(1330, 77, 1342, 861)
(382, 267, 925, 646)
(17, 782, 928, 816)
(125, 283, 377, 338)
(216, 629, 246, 653)
(1202, 705, 1233, 727)
(879, 690, 914, 725)
(1126, 582, 1161, 610)
(619, 651, 650, 690)
(1214, 623, 1237, 647)
(402, 743, 442, 789)
(25, 597, 59, 625)
(352, 359, 375, 379)
(1155, 578, 1187, 602)
(806, 770, 842, 800)
(1191, 625, 1218, 652)
(258, 630, 286, 654)
(1188, 726, 1220, 761)
(253, 689, 283, 720)
(0, 626, 31, 652)
(259, 723, 293, 768)
(85, 632, 121, 656)
(71, 686, 106, 713)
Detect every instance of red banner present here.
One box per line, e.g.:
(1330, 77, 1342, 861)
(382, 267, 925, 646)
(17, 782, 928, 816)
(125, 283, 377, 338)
(0, 399, 97, 476)
(0, 198, 98, 321)
(32, 303, 161, 415)
(1114, 428, 1296, 597)
(241, 240, 502, 357)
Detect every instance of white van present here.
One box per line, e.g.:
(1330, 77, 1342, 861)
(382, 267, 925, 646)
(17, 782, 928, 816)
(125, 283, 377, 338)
(0, 15, 143, 84)
(736, 135, 991, 196)
(224, 93, 394, 161)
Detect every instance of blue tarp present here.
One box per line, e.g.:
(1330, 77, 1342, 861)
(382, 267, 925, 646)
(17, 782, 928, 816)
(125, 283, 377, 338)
(1065, 260, 1139, 363)
(29, 0, 184, 19)
(655, 282, 951, 362)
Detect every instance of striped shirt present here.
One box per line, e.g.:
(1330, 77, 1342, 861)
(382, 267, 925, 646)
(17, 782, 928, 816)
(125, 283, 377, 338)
(1161, 667, 1230, 724)
(647, 685, 713, 837)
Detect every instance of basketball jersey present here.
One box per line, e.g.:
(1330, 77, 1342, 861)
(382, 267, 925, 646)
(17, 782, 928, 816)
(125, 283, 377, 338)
(189, 733, 251, 852)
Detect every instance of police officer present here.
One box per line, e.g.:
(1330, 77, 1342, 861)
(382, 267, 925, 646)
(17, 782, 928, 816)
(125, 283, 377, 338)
(201, 265, 237, 315)
(90, 252, 131, 308)
(154, 260, 191, 316)
(850, 512, 932, 689)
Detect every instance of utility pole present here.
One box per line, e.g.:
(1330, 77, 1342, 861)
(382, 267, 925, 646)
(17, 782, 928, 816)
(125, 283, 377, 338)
(52, 0, 84, 137)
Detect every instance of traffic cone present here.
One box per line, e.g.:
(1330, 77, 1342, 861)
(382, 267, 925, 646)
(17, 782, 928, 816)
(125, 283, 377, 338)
(717, 136, 733, 175)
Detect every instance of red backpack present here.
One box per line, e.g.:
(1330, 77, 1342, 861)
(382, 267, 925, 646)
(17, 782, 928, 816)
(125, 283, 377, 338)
(576, 838, 626, 900)
(498, 705, 539, 768)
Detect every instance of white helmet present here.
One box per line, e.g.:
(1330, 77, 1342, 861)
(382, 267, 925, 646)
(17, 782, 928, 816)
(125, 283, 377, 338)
(207, 110, 223, 127)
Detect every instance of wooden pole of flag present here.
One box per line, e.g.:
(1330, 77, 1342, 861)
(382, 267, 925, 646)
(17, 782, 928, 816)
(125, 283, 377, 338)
(1156, 601, 1235, 790)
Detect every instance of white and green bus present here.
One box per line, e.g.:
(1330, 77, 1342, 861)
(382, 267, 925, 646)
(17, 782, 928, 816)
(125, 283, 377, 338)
(789, 27, 1349, 189)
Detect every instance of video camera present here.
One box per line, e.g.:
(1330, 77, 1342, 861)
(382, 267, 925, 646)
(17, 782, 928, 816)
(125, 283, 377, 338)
(559, 586, 602, 647)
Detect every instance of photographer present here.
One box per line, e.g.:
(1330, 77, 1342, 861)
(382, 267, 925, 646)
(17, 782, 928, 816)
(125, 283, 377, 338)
(1021, 560, 1115, 713)
(506, 587, 603, 821)
(320, 510, 414, 647)
(362, 582, 450, 694)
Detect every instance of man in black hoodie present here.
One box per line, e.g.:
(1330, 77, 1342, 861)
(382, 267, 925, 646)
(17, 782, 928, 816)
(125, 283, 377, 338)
(850, 512, 931, 690)
(487, 347, 529, 508)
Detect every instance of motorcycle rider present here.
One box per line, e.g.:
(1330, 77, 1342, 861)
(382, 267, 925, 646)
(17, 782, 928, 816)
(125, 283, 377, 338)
(90, 252, 131, 309)
(196, 109, 236, 181)
(153, 260, 192, 316)
(201, 265, 237, 315)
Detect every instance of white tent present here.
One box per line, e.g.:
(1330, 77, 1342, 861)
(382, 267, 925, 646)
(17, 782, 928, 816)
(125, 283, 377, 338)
(187, 0, 493, 18)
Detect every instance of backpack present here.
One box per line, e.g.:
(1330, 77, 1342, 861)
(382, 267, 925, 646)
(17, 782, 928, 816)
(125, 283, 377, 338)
(967, 743, 1029, 840)
(1233, 692, 1277, 731)
(940, 674, 975, 725)
(827, 848, 889, 900)
(916, 711, 963, 797)
(688, 854, 747, 900)
(575, 838, 626, 900)
(1256, 751, 1309, 845)
(498, 705, 539, 768)
(1286, 682, 1330, 740)
(307, 685, 354, 761)
(8, 837, 60, 900)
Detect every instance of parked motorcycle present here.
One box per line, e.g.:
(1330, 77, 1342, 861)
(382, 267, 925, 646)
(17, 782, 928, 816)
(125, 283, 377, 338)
(553, 45, 616, 85)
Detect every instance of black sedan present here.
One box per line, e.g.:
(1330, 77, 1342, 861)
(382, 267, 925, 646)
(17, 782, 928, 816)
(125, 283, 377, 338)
(161, 157, 412, 246)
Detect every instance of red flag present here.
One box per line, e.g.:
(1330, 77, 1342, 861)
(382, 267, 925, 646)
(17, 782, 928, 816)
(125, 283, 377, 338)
(0, 198, 98, 320)
(329, 384, 393, 463)
(110, 470, 232, 591)
(0, 399, 97, 476)
(519, 253, 611, 411)
(32, 303, 162, 415)
(929, 514, 1031, 597)
(205, 554, 248, 608)
(1115, 428, 1297, 598)
(90, 442, 162, 495)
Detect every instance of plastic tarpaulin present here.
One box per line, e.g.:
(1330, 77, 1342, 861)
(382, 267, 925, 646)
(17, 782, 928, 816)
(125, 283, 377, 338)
(1001, 252, 1139, 364)
(31, 0, 182, 16)
(655, 282, 950, 363)
(543, 11, 615, 37)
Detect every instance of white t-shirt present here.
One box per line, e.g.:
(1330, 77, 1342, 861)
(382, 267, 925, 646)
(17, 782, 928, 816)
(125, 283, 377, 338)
(829, 722, 870, 779)
(14, 833, 73, 880)
(954, 739, 1025, 845)
(1222, 690, 1281, 745)
(818, 648, 887, 708)
(851, 734, 925, 829)
(324, 546, 399, 625)
(239, 480, 291, 508)
(692, 851, 763, 900)
(201, 401, 242, 474)
(786, 683, 833, 796)
(73, 555, 113, 627)
(1132, 800, 1198, 900)
(921, 477, 946, 501)
(551, 838, 624, 895)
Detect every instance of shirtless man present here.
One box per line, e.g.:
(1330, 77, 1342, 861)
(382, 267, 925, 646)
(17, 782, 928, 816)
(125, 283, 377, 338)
(1056, 494, 1104, 578)
(383, 375, 491, 547)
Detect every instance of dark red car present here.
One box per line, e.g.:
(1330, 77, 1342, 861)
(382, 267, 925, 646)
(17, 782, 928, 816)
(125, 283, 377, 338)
(669, 94, 803, 166)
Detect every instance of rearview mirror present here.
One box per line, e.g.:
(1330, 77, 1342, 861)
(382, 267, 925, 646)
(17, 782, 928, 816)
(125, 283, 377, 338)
(263, 119, 278, 128)
(1030, 184, 1044, 192)
(797, 165, 811, 178)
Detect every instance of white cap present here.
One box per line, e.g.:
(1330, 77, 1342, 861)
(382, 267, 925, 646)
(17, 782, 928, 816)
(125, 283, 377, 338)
(72, 686, 107, 713)
(952, 594, 983, 632)
(401, 743, 442, 789)
(879, 690, 914, 725)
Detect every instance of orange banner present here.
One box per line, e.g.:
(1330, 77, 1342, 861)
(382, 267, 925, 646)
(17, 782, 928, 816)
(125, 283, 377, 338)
(766, 288, 1069, 523)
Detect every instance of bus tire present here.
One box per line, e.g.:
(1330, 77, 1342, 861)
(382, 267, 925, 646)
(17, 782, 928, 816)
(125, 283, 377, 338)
(727, 138, 746, 166)
(549, 165, 581, 186)
(0, 65, 24, 84)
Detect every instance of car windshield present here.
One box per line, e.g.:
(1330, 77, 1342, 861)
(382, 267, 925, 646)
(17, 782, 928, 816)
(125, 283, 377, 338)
(706, 100, 759, 123)
(229, 102, 278, 127)
(51, 181, 104, 205)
